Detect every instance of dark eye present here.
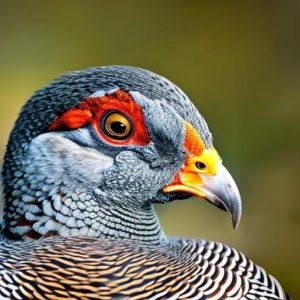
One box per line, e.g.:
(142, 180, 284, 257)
(195, 161, 206, 170)
(101, 110, 133, 140)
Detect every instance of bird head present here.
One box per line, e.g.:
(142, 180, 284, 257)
(2, 66, 241, 240)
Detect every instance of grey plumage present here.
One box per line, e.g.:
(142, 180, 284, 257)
(0, 66, 289, 299)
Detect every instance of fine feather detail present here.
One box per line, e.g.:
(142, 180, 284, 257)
(0, 236, 288, 300)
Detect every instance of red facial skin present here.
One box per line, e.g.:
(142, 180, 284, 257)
(49, 90, 150, 146)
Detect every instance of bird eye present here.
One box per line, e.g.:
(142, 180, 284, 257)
(195, 161, 206, 170)
(101, 110, 133, 140)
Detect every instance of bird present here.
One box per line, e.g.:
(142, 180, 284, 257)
(0, 65, 289, 300)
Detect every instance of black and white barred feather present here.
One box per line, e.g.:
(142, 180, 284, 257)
(0, 236, 288, 300)
(0, 66, 290, 300)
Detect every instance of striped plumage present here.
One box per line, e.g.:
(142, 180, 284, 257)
(0, 236, 287, 300)
(0, 66, 289, 299)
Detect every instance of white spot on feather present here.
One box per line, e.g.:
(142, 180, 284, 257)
(45, 219, 59, 231)
(90, 90, 105, 98)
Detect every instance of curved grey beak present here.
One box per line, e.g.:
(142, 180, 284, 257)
(201, 164, 242, 228)
(164, 162, 242, 229)
(163, 122, 242, 228)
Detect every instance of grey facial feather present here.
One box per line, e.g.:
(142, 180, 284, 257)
(2, 66, 211, 240)
(25, 130, 113, 188)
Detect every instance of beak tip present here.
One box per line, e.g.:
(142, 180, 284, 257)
(232, 215, 241, 229)
(231, 199, 242, 229)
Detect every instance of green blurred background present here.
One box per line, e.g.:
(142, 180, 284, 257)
(0, 0, 299, 297)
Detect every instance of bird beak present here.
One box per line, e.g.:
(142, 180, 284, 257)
(163, 123, 242, 228)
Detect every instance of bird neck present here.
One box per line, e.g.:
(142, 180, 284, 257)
(93, 202, 167, 245)
(3, 181, 167, 245)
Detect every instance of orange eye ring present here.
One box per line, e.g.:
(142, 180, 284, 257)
(101, 110, 134, 140)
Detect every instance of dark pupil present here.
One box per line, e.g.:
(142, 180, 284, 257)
(196, 162, 206, 170)
(111, 121, 126, 134)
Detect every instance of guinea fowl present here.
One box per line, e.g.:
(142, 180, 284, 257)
(0, 66, 289, 299)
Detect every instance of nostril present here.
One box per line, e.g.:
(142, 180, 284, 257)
(195, 161, 206, 170)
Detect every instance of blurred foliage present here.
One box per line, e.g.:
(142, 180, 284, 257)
(0, 0, 299, 297)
